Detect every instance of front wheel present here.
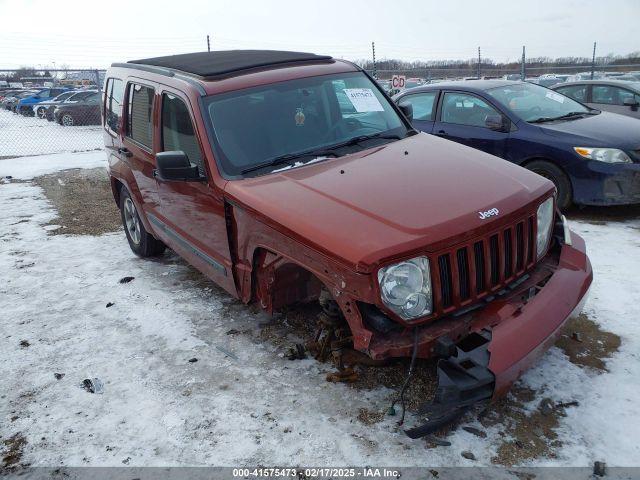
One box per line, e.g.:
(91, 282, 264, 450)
(120, 188, 166, 257)
(61, 113, 75, 126)
(37, 107, 47, 119)
(526, 160, 572, 210)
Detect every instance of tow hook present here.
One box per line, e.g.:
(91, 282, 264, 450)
(405, 330, 495, 438)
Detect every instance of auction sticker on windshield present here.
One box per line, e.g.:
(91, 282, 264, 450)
(343, 88, 384, 112)
(545, 91, 565, 103)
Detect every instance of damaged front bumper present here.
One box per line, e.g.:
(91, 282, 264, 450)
(366, 229, 593, 437)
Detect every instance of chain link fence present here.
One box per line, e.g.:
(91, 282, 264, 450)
(0, 69, 105, 159)
(1, 62, 639, 159)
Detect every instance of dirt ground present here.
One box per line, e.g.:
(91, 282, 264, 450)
(12, 167, 625, 466)
(32, 168, 121, 236)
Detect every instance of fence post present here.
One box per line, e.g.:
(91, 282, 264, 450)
(591, 41, 597, 80)
(477, 46, 481, 79)
(521, 46, 526, 81)
(371, 42, 377, 80)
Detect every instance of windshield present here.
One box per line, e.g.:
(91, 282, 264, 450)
(486, 82, 589, 122)
(204, 71, 408, 176)
(53, 91, 75, 102)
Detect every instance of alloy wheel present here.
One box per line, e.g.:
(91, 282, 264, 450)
(123, 198, 141, 245)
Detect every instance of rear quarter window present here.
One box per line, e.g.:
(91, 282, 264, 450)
(126, 83, 154, 148)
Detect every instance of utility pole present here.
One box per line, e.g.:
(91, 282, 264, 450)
(521, 45, 526, 81)
(207, 35, 211, 52)
(477, 46, 481, 79)
(591, 41, 596, 79)
(371, 42, 377, 79)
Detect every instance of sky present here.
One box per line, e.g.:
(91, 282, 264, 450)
(0, 0, 638, 69)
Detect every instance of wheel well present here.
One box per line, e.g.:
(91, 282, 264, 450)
(251, 248, 324, 312)
(520, 157, 573, 189)
(111, 178, 124, 207)
(521, 156, 567, 176)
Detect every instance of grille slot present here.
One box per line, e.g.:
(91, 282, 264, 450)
(504, 229, 513, 278)
(527, 217, 535, 263)
(457, 248, 470, 300)
(489, 235, 500, 285)
(473, 241, 485, 294)
(515, 222, 524, 271)
(438, 254, 453, 308)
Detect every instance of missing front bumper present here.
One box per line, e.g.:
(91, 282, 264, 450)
(405, 331, 495, 439)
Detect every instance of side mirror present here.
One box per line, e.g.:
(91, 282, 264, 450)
(155, 151, 201, 181)
(623, 97, 639, 110)
(485, 114, 509, 132)
(398, 102, 413, 121)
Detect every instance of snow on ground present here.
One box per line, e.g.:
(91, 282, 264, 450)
(0, 151, 639, 467)
(0, 109, 103, 158)
(518, 217, 640, 465)
(0, 151, 107, 179)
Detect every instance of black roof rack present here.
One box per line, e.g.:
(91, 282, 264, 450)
(125, 50, 334, 79)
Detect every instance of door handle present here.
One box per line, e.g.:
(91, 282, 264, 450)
(118, 147, 133, 157)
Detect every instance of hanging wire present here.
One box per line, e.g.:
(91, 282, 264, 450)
(391, 327, 420, 426)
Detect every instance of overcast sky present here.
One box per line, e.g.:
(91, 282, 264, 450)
(0, 0, 638, 69)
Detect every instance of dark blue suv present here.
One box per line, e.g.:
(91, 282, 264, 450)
(393, 80, 640, 209)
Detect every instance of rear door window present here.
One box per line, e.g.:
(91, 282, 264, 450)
(126, 83, 154, 149)
(161, 93, 205, 176)
(441, 92, 500, 127)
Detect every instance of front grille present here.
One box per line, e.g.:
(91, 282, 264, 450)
(432, 213, 537, 316)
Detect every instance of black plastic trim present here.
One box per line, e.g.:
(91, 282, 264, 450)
(405, 329, 494, 438)
(148, 214, 226, 276)
(111, 63, 207, 96)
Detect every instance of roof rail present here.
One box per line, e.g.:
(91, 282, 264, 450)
(110, 62, 207, 96)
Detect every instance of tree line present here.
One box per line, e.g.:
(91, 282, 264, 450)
(358, 51, 640, 77)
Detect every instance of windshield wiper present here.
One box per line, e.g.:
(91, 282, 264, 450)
(240, 132, 406, 175)
(320, 132, 406, 153)
(240, 149, 339, 174)
(529, 111, 589, 123)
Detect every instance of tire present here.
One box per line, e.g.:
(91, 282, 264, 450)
(120, 188, 166, 257)
(526, 160, 572, 210)
(36, 107, 47, 119)
(61, 113, 75, 126)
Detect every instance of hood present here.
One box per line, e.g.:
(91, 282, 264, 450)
(224, 133, 553, 270)
(538, 111, 640, 150)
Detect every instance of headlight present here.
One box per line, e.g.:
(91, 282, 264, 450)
(574, 147, 632, 164)
(536, 197, 554, 259)
(377, 256, 432, 321)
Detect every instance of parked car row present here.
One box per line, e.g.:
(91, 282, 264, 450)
(0, 86, 102, 126)
(376, 71, 640, 93)
(552, 79, 640, 119)
(393, 79, 640, 208)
